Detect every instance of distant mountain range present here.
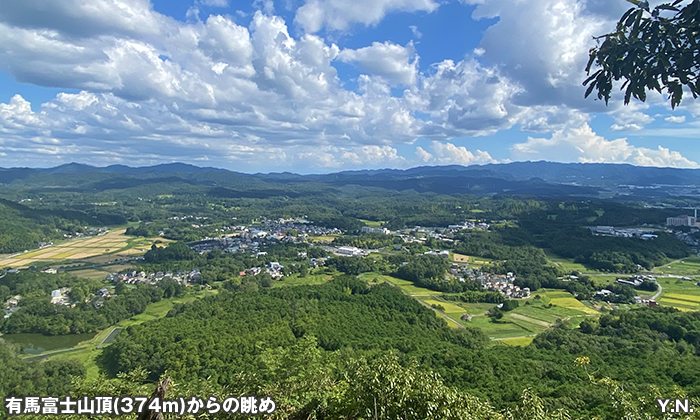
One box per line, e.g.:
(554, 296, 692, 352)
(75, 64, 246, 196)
(1, 161, 699, 198)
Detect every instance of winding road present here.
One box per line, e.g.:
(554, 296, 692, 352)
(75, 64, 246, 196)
(651, 282, 663, 301)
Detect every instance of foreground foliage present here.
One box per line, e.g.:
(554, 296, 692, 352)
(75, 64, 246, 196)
(585, 0, 700, 108)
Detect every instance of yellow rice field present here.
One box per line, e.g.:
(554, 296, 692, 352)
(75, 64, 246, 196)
(452, 253, 470, 263)
(659, 297, 699, 308)
(663, 293, 700, 303)
(0, 229, 148, 268)
(423, 299, 466, 313)
(549, 297, 599, 314)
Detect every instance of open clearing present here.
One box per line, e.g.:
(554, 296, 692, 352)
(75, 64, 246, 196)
(457, 302, 495, 315)
(359, 275, 602, 340)
(276, 272, 336, 287)
(544, 251, 589, 272)
(452, 253, 470, 263)
(309, 235, 340, 243)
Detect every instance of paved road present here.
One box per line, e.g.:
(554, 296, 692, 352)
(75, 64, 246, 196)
(651, 282, 663, 301)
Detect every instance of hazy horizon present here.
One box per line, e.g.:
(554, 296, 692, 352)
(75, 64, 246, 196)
(4, 159, 700, 177)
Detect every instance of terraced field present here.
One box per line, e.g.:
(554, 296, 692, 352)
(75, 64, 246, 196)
(360, 274, 601, 342)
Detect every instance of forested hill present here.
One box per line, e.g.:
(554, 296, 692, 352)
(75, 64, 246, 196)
(101, 276, 490, 382)
(102, 277, 700, 419)
(2, 162, 700, 196)
(0, 199, 126, 253)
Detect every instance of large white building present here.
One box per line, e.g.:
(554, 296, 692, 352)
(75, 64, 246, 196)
(667, 215, 697, 227)
(336, 246, 364, 257)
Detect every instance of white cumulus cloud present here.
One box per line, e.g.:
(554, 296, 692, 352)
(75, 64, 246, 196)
(295, 0, 439, 33)
(337, 41, 418, 86)
(416, 141, 497, 166)
(511, 124, 699, 168)
(665, 115, 686, 123)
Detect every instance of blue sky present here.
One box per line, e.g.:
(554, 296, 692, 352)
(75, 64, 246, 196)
(0, 0, 698, 173)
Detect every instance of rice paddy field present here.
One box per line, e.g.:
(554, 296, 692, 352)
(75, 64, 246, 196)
(0, 230, 165, 268)
(656, 276, 700, 310)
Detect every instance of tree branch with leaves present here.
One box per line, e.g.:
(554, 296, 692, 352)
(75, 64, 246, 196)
(584, 0, 700, 108)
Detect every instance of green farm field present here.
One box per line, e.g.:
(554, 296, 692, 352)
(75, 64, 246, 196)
(457, 302, 497, 315)
(467, 315, 532, 339)
(654, 256, 700, 277)
(499, 336, 535, 347)
(658, 277, 700, 300)
(276, 272, 336, 287)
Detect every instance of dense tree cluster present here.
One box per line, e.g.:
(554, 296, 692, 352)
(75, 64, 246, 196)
(0, 342, 85, 403)
(393, 255, 476, 293)
(0, 271, 183, 335)
(442, 290, 505, 304)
